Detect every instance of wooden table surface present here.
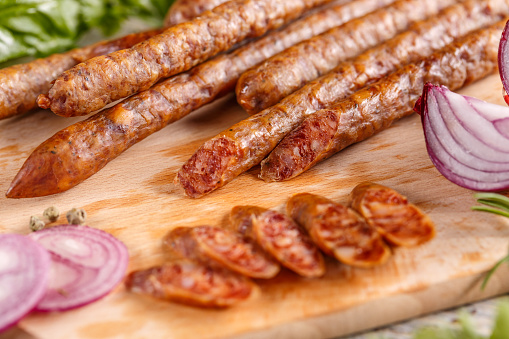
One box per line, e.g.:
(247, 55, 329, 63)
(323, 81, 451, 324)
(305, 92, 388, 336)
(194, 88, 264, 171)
(1, 70, 509, 338)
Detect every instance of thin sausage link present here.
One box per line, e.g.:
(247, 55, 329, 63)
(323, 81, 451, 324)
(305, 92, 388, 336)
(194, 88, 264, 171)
(236, 0, 455, 114)
(0, 28, 163, 120)
(260, 21, 503, 181)
(164, 0, 232, 26)
(163, 226, 280, 279)
(7, 0, 378, 198)
(125, 260, 258, 308)
(175, 0, 509, 198)
(287, 193, 391, 267)
(39, 0, 333, 117)
(349, 183, 436, 246)
(230, 206, 325, 278)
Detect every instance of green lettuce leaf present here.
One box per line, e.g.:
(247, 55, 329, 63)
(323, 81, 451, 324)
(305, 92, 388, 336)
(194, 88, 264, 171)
(0, 0, 174, 63)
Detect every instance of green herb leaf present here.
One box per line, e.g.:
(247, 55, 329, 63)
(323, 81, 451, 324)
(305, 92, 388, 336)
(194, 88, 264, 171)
(471, 193, 509, 290)
(0, 0, 174, 63)
(472, 193, 509, 215)
(490, 300, 509, 339)
(481, 254, 509, 291)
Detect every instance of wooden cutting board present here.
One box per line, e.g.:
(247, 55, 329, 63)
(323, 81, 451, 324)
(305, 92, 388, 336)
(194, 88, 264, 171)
(1, 73, 509, 339)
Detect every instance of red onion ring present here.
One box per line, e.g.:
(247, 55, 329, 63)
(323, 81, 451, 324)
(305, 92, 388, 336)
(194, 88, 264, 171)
(0, 234, 50, 331)
(28, 225, 129, 311)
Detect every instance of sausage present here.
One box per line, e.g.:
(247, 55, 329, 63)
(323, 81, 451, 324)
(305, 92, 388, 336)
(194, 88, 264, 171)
(163, 226, 280, 279)
(287, 193, 391, 267)
(174, 0, 509, 198)
(164, 0, 232, 26)
(125, 260, 258, 308)
(0, 28, 164, 121)
(6, 0, 374, 198)
(349, 183, 436, 246)
(235, 0, 455, 114)
(259, 21, 504, 181)
(37, 0, 333, 117)
(230, 206, 325, 278)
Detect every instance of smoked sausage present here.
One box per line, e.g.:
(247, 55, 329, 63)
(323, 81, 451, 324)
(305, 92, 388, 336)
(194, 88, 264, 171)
(287, 193, 391, 267)
(230, 206, 326, 278)
(163, 226, 280, 279)
(125, 260, 258, 308)
(38, 0, 333, 117)
(259, 21, 503, 181)
(175, 0, 509, 198)
(236, 0, 455, 114)
(349, 183, 436, 246)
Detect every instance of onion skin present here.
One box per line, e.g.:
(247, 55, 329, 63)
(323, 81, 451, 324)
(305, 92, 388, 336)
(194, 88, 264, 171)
(415, 83, 509, 191)
(499, 19, 509, 100)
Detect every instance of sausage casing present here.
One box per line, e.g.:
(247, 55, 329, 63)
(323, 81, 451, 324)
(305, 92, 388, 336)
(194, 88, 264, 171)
(235, 0, 454, 114)
(175, 0, 508, 198)
(39, 0, 333, 117)
(125, 260, 258, 308)
(349, 183, 436, 247)
(164, 0, 231, 26)
(230, 206, 325, 278)
(259, 21, 504, 181)
(163, 226, 280, 279)
(287, 193, 391, 267)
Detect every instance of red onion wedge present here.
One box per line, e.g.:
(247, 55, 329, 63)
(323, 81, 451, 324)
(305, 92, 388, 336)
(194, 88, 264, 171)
(0, 234, 50, 331)
(28, 225, 129, 311)
(499, 19, 509, 102)
(414, 83, 509, 191)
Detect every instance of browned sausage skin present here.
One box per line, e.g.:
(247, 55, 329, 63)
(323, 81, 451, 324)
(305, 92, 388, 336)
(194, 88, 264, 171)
(235, 0, 455, 114)
(349, 183, 436, 247)
(164, 0, 232, 26)
(287, 193, 391, 267)
(125, 260, 258, 308)
(39, 0, 334, 117)
(259, 21, 504, 181)
(0, 28, 163, 120)
(175, 0, 509, 198)
(7, 0, 376, 198)
(163, 226, 280, 279)
(230, 206, 325, 278)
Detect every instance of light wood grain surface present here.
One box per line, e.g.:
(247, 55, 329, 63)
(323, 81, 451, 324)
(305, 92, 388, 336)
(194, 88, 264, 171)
(1, 72, 509, 338)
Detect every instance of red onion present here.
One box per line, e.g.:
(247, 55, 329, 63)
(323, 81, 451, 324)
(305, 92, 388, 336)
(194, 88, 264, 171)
(0, 234, 50, 331)
(28, 225, 129, 311)
(499, 20, 509, 102)
(415, 83, 509, 191)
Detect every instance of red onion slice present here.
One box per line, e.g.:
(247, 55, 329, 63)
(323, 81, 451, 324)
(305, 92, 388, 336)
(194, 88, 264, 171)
(28, 225, 129, 311)
(499, 19, 509, 102)
(0, 234, 50, 331)
(415, 83, 509, 191)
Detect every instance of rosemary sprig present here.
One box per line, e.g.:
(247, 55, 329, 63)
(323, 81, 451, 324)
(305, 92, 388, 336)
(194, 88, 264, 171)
(472, 193, 509, 218)
(471, 193, 509, 290)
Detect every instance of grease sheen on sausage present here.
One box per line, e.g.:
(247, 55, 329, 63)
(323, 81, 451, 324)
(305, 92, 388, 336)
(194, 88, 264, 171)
(38, 0, 333, 117)
(235, 0, 455, 114)
(349, 183, 436, 246)
(163, 226, 280, 279)
(164, 0, 231, 26)
(230, 206, 325, 278)
(7, 0, 378, 198)
(259, 21, 504, 181)
(125, 260, 258, 308)
(174, 0, 509, 198)
(287, 193, 391, 267)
